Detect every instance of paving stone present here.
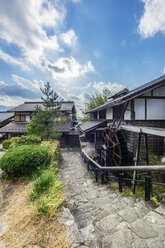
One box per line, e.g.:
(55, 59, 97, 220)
(117, 207, 140, 223)
(110, 229, 133, 248)
(99, 213, 121, 233)
(80, 224, 96, 244)
(154, 205, 165, 216)
(130, 219, 158, 238)
(143, 211, 165, 225)
(146, 239, 165, 248)
(94, 196, 110, 208)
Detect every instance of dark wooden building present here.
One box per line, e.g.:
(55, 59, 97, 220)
(84, 75, 165, 165)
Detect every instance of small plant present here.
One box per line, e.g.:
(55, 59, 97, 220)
(34, 179, 64, 216)
(151, 197, 161, 206)
(30, 170, 54, 200)
(2, 139, 12, 149)
(0, 145, 51, 177)
(30, 170, 65, 216)
(150, 154, 163, 165)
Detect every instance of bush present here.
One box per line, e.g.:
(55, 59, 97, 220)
(2, 139, 12, 150)
(14, 135, 41, 146)
(0, 145, 51, 177)
(30, 170, 54, 199)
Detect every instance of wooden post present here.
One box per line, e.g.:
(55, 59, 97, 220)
(133, 133, 141, 194)
(145, 175, 152, 201)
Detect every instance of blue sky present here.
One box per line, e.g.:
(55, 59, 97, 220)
(0, 0, 165, 116)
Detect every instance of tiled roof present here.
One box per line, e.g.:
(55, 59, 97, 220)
(54, 121, 72, 132)
(0, 112, 14, 123)
(8, 101, 74, 112)
(87, 74, 165, 113)
(79, 119, 106, 132)
(0, 122, 26, 133)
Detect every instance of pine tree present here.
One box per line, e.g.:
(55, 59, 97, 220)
(27, 82, 61, 139)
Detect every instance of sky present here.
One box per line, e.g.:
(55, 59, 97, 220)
(0, 0, 165, 117)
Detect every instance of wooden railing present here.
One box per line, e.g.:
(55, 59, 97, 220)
(81, 150, 165, 201)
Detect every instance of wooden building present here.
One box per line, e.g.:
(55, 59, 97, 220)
(0, 101, 79, 147)
(83, 75, 165, 165)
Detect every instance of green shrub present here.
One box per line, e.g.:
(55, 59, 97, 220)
(14, 135, 41, 146)
(2, 139, 12, 149)
(30, 170, 54, 199)
(0, 145, 51, 177)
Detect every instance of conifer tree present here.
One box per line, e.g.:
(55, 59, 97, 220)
(27, 82, 61, 139)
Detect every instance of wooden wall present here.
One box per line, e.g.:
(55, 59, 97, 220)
(121, 120, 165, 165)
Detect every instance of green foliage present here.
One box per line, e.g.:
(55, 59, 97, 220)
(34, 179, 64, 216)
(81, 89, 110, 121)
(2, 139, 12, 149)
(27, 82, 62, 140)
(150, 154, 163, 165)
(87, 89, 110, 111)
(30, 169, 64, 216)
(40, 82, 59, 108)
(27, 106, 61, 139)
(13, 135, 41, 146)
(29, 170, 54, 200)
(151, 197, 161, 206)
(0, 145, 51, 177)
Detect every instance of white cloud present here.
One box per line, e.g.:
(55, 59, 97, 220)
(0, 80, 8, 86)
(139, 0, 165, 38)
(44, 56, 94, 79)
(0, 0, 65, 65)
(0, 49, 30, 71)
(12, 74, 44, 92)
(59, 29, 78, 47)
(72, 0, 81, 2)
(93, 81, 124, 95)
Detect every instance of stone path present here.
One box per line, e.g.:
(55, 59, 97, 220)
(61, 149, 165, 248)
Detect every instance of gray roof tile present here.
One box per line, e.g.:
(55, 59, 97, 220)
(0, 122, 26, 133)
(8, 101, 74, 112)
(0, 112, 14, 123)
(79, 119, 106, 132)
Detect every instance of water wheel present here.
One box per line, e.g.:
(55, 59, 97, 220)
(102, 127, 122, 166)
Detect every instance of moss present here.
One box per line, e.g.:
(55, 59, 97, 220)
(151, 197, 161, 206)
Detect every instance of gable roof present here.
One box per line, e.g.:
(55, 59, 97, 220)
(0, 112, 14, 123)
(108, 88, 129, 99)
(8, 101, 75, 113)
(79, 119, 106, 132)
(86, 74, 165, 113)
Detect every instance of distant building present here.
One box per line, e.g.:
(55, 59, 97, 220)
(0, 101, 79, 147)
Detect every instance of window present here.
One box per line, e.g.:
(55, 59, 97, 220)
(14, 115, 20, 122)
(134, 99, 145, 120)
(20, 115, 26, 122)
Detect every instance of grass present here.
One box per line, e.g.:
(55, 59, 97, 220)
(0, 139, 68, 248)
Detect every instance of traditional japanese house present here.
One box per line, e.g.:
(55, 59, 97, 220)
(84, 75, 165, 165)
(0, 101, 79, 147)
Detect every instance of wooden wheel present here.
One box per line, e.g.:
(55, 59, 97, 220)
(102, 127, 122, 166)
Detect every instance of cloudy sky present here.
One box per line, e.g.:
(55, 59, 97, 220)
(0, 0, 165, 116)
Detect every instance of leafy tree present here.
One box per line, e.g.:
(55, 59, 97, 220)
(80, 89, 110, 122)
(27, 82, 61, 139)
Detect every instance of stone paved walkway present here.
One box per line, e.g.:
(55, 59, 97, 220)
(61, 149, 165, 248)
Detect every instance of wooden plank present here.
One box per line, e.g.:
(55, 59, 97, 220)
(120, 125, 165, 137)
